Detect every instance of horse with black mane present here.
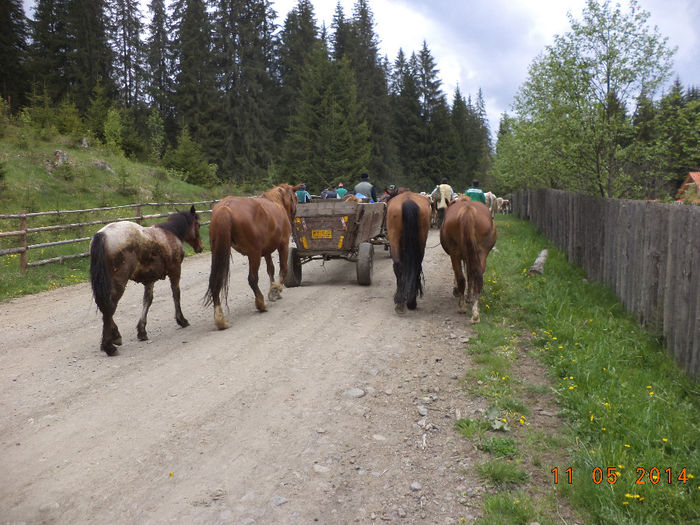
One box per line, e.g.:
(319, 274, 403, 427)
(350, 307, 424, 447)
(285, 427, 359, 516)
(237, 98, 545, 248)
(385, 191, 431, 313)
(204, 183, 298, 330)
(90, 206, 203, 355)
(440, 196, 497, 322)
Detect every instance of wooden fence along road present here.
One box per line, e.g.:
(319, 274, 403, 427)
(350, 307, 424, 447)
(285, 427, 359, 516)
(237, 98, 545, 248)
(514, 189, 700, 380)
(0, 201, 216, 271)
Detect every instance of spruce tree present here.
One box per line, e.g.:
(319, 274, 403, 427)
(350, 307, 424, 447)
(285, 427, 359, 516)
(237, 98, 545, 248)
(389, 49, 422, 187)
(110, 0, 145, 108)
(211, 0, 278, 182)
(171, 0, 215, 153)
(0, 0, 29, 111)
(146, 0, 173, 116)
(64, 0, 114, 112)
(282, 45, 370, 191)
(27, 0, 70, 103)
(277, 0, 320, 145)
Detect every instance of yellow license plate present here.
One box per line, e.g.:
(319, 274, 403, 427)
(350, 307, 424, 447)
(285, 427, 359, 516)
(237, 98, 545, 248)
(312, 230, 332, 239)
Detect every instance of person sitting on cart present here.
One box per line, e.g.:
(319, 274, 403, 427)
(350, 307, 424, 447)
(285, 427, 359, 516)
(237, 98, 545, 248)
(336, 183, 348, 198)
(296, 183, 312, 203)
(320, 185, 339, 199)
(354, 172, 377, 203)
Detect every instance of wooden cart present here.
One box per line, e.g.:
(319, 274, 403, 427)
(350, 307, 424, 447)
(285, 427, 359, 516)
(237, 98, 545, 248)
(285, 200, 387, 286)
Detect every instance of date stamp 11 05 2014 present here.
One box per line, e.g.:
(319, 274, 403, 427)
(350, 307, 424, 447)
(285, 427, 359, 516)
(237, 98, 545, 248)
(551, 466, 692, 485)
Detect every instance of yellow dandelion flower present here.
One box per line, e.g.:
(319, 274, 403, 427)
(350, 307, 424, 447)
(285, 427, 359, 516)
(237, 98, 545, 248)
(625, 493, 634, 498)
(649, 392, 655, 396)
(602, 427, 607, 431)
(623, 501, 629, 505)
(604, 402, 611, 407)
(662, 438, 668, 442)
(618, 464, 624, 469)
(646, 385, 652, 389)
(624, 444, 630, 448)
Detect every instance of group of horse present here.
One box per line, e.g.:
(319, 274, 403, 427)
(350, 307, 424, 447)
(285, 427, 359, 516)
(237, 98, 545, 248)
(88, 184, 497, 356)
(484, 192, 511, 216)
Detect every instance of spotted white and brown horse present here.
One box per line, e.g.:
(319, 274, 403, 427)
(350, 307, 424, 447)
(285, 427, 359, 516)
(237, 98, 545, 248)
(90, 206, 203, 355)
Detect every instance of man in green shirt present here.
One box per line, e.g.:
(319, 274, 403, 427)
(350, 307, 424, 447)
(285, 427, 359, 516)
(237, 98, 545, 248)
(465, 180, 486, 204)
(336, 183, 348, 198)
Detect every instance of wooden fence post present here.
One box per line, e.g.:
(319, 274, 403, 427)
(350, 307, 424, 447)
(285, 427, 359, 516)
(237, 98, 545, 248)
(136, 205, 142, 225)
(19, 211, 27, 272)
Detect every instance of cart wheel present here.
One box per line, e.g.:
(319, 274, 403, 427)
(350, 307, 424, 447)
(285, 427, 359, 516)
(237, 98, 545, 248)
(285, 247, 302, 287)
(356, 242, 374, 285)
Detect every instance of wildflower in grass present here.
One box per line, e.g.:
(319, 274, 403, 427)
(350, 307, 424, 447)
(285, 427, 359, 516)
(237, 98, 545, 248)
(604, 402, 611, 408)
(590, 414, 594, 422)
(602, 427, 607, 431)
(662, 438, 668, 442)
(624, 444, 630, 448)
(649, 391, 655, 396)
(646, 385, 652, 389)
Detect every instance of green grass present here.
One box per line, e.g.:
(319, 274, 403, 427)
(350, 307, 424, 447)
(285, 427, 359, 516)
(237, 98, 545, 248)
(479, 437, 518, 458)
(468, 214, 700, 524)
(476, 459, 530, 486)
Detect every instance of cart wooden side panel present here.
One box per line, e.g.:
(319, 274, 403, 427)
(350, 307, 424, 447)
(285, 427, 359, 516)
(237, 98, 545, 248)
(292, 201, 361, 256)
(355, 202, 386, 244)
(291, 201, 386, 256)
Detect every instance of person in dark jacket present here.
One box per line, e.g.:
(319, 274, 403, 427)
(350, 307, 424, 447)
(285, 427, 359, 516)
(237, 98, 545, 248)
(353, 173, 377, 202)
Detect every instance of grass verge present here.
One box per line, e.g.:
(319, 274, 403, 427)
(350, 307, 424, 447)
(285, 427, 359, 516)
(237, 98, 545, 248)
(461, 214, 700, 524)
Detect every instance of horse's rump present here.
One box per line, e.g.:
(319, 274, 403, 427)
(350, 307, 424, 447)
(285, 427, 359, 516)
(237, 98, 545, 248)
(386, 192, 431, 309)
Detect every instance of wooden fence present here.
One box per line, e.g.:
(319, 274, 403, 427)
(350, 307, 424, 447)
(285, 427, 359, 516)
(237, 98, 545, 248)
(0, 201, 216, 271)
(513, 188, 700, 380)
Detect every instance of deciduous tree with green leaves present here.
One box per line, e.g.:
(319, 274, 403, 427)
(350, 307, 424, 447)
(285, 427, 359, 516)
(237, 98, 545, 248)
(494, 0, 675, 198)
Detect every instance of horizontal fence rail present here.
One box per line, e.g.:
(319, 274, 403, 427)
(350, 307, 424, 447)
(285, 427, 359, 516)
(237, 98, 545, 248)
(513, 189, 700, 380)
(0, 201, 217, 270)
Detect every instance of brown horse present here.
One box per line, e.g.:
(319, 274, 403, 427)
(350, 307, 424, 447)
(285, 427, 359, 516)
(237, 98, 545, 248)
(205, 183, 298, 330)
(385, 191, 432, 313)
(90, 206, 204, 355)
(440, 196, 497, 322)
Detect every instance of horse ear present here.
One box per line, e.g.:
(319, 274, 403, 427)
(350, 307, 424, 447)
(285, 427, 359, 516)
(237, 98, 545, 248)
(293, 183, 302, 191)
(190, 205, 196, 215)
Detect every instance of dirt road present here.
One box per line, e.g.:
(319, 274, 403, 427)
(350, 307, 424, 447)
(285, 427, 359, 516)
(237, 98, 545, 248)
(1, 230, 499, 524)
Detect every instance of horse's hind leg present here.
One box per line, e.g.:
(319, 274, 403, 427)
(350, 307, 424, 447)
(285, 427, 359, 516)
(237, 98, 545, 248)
(265, 253, 282, 302)
(169, 273, 189, 328)
(136, 282, 155, 340)
(102, 280, 126, 356)
(451, 256, 467, 314)
(248, 255, 266, 311)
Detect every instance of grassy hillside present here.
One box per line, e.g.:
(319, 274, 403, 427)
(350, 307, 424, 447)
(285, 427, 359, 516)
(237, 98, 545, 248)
(0, 122, 233, 301)
(0, 124, 221, 213)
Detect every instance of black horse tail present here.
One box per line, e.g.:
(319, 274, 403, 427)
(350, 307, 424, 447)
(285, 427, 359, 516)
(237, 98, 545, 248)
(395, 199, 424, 309)
(204, 206, 232, 308)
(464, 206, 483, 296)
(90, 232, 114, 316)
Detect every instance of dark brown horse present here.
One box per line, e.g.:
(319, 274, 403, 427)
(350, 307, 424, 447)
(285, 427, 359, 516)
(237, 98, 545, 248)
(385, 191, 431, 313)
(205, 184, 298, 330)
(440, 196, 497, 322)
(90, 206, 204, 355)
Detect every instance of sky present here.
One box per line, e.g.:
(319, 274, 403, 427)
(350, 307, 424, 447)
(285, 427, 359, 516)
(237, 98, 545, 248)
(22, 0, 700, 135)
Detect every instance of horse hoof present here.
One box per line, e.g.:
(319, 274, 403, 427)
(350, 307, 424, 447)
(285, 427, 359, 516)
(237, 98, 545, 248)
(395, 303, 406, 314)
(138, 332, 148, 341)
(102, 344, 118, 356)
(113, 337, 123, 346)
(215, 319, 229, 330)
(177, 318, 190, 328)
(471, 316, 480, 324)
